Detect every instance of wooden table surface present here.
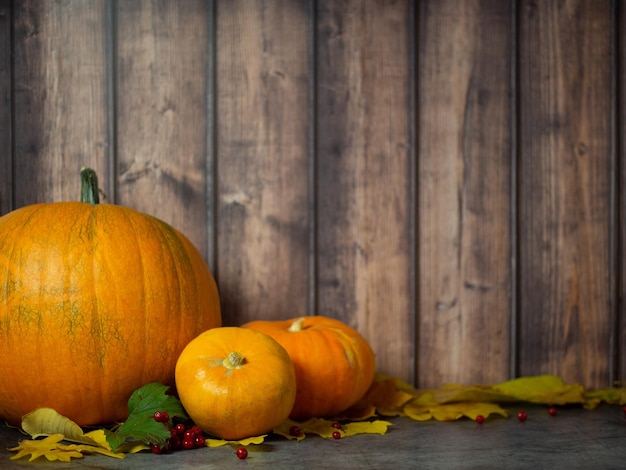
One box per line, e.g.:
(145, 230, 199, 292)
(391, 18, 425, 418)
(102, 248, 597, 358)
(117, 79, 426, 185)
(0, 404, 625, 469)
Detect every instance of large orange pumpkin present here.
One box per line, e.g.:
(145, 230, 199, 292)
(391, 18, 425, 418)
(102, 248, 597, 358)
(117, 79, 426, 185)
(175, 327, 296, 440)
(242, 316, 376, 420)
(0, 168, 221, 426)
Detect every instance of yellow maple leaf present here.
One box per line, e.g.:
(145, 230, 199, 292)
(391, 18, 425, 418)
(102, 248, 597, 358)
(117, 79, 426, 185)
(205, 435, 267, 447)
(426, 384, 518, 405)
(583, 388, 626, 409)
(404, 401, 508, 422)
(14, 408, 126, 460)
(274, 417, 391, 440)
(493, 375, 585, 404)
(9, 434, 85, 462)
(341, 420, 391, 437)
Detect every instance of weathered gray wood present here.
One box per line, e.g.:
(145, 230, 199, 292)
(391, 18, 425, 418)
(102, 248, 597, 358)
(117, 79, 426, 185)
(215, 0, 311, 327)
(416, 0, 513, 387)
(518, 0, 614, 388)
(316, 0, 414, 383)
(115, 0, 211, 259)
(0, 0, 11, 215)
(12, 0, 110, 207)
(1, 405, 625, 469)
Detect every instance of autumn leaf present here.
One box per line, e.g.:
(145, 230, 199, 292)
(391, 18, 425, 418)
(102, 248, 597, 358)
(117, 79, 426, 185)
(341, 420, 392, 436)
(583, 387, 626, 409)
(205, 435, 267, 447)
(21, 408, 109, 448)
(10, 434, 84, 462)
(426, 384, 519, 405)
(361, 377, 415, 415)
(493, 375, 586, 405)
(9, 433, 124, 462)
(273, 417, 391, 440)
(408, 402, 509, 422)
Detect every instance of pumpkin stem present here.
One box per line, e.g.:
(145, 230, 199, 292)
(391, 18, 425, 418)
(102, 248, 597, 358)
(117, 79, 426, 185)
(80, 167, 100, 204)
(222, 351, 246, 370)
(287, 317, 306, 332)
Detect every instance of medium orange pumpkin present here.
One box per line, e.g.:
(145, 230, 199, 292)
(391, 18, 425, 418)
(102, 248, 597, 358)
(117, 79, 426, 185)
(0, 168, 221, 426)
(175, 327, 296, 440)
(242, 316, 376, 420)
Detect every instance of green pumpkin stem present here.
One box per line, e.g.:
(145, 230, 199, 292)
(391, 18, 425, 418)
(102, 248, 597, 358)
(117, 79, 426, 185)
(222, 351, 246, 369)
(80, 167, 100, 204)
(288, 317, 306, 332)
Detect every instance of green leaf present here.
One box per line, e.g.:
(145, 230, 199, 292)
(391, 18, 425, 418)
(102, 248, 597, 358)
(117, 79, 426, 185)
(126, 382, 186, 418)
(104, 383, 187, 452)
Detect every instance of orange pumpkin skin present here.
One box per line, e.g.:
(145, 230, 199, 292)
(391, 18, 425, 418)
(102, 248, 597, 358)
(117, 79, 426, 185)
(0, 201, 221, 426)
(175, 327, 296, 440)
(242, 316, 376, 420)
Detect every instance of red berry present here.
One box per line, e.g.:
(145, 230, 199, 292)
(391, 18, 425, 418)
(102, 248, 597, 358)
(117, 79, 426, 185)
(150, 443, 163, 454)
(289, 425, 302, 437)
(332, 431, 341, 439)
(169, 435, 182, 451)
(174, 423, 186, 435)
(548, 407, 557, 416)
(517, 410, 528, 422)
(236, 447, 248, 459)
(182, 437, 195, 450)
(475, 415, 485, 424)
(194, 435, 206, 448)
(331, 421, 342, 429)
(153, 411, 169, 423)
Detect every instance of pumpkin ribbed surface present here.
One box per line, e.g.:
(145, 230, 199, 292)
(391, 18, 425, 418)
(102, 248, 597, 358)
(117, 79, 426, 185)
(242, 316, 376, 420)
(175, 327, 296, 440)
(0, 200, 221, 426)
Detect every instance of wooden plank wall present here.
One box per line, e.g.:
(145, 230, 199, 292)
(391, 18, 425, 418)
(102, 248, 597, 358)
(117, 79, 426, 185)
(0, 0, 621, 390)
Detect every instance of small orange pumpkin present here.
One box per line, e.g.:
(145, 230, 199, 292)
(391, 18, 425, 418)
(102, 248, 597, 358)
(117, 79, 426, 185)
(175, 327, 296, 440)
(242, 316, 376, 420)
(0, 168, 221, 426)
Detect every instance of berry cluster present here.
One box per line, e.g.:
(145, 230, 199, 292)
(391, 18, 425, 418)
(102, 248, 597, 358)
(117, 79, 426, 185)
(150, 411, 206, 454)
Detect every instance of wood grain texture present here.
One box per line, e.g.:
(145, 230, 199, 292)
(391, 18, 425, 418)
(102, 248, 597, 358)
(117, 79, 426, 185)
(316, 0, 414, 382)
(4, 0, 622, 387)
(216, 0, 310, 326)
(518, 0, 614, 388)
(416, 0, 513, 387)
(612, 2, 626, 384)
(0, 0, 11, 214)
(115, 0, 210, 259)
(12, 0, 110, 207)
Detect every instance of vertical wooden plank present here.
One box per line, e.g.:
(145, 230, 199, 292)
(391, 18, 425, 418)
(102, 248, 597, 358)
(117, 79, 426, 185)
(12, 0, 110, 206)
(518, 0, 613, 388)
(216, 0, 310, 326)
(0, 0, 11, 215)
(316, 0, 414, 382)
(116, 0, 210, 259)
(417, 0, 513, 387)
(618, 0, 625, 384)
